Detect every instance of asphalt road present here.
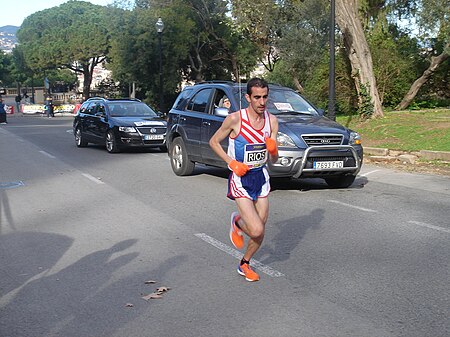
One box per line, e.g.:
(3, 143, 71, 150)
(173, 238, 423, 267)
(1, 115, 449, 337)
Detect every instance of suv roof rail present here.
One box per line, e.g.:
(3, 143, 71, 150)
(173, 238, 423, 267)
(268, 82, 283, 87)
(87, 97, 141, 102)
(195, 80, 236, 85)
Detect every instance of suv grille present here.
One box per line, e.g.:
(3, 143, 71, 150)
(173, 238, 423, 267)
(302, 134, 343, 146)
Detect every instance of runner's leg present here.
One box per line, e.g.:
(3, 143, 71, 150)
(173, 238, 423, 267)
(235, 197, 268, 261)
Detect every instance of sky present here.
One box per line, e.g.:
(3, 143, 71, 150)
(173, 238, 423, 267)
(3, 0, 114, 27)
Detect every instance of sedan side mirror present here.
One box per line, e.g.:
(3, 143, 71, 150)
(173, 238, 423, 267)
(317, 108, 325, 116)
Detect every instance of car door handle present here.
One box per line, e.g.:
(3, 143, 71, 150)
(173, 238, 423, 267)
(180, 116, 186, 122)
(203, 121, 210, 126)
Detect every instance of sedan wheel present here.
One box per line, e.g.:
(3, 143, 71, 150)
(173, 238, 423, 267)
(75, 127, 88, 147)
(170, 137, 195, 176)
(106, 131, 120, 153)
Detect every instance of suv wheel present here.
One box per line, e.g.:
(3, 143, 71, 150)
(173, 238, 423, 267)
(106, 130, 120, 153)
(75, 126, 88, 147)
(325, 175, 356, 188)
(170, 137, 195, 176)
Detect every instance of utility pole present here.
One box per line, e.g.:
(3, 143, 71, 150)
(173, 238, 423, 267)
(328, 0, 336, 121)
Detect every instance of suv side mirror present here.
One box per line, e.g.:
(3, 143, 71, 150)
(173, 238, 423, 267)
(214, 107, 229, 117)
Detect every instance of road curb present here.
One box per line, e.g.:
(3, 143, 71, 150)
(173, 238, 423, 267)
(365, 147, 450, 163)
(419, 150, 450, 161)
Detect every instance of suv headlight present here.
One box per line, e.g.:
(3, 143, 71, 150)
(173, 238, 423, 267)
(349, 131, 361, 145)
(119, 126, 137, 133)
(277, 132, 297, 148)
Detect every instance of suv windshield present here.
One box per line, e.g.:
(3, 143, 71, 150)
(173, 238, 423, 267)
(108, 102, 158, 117)
(233, 87, 318, 116)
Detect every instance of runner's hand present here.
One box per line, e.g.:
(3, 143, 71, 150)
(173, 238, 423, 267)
(228, 160, 249, 177)
(265, 137, 278, 156)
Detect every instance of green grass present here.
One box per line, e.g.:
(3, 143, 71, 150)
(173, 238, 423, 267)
(337, 108, 450, 152)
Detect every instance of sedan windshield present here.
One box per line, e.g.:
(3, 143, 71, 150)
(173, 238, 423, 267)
(234, 88, 318, 116)
(109, 102, 158, 117)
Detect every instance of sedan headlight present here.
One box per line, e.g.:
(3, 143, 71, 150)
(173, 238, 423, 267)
(277, 132, 297, 148)
(119, 126, 137, 133)
(349, 131, 361, 145)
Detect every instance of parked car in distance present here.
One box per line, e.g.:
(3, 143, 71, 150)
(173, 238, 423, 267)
(166, 81, 363, 188)
(73, 97, 167, 153)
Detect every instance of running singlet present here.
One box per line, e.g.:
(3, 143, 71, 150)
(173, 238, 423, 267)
(228, 109, 272, 170)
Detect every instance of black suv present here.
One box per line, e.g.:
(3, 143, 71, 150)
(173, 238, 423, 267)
(73, 98, 167, 153)
(166, 81, 363, 188)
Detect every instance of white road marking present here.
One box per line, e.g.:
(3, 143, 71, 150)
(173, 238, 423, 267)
(66, 129, 73, 133)
(81, 173, 105, 184)
(360, 169, 380, 177)
(194, 233, 284, 277)
(327, 199, 378, 213)
(39, 150, 56, 159)
(408, 221, 450, 234)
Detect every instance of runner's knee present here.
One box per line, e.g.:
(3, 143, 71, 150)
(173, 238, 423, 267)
(247, 226, 264, 240)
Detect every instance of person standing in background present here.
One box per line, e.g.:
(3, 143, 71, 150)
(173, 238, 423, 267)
(15, 94, 22, 114)
(0, 99, 8, 124)
(45, 95, 54, 118)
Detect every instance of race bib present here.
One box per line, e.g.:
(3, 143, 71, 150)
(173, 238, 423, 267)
(244, 143, 267, 168)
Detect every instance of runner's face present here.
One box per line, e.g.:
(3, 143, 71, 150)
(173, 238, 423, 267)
(246, 86, 268, 115)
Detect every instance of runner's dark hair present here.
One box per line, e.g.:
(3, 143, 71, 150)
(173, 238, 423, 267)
(247, 78, 269, 96)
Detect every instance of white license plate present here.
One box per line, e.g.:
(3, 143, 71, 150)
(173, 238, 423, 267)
(144, 134, 164, 140)
(314, 161, 344, 169)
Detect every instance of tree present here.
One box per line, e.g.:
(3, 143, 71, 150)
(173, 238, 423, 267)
(367, 20, 419, 107)
(272, 0, 330, 93)
(394, 0, 449, 109)
(17, 0, 111, 98)
(335, 0, 384, 117)
(107, 1, 197, 108)
(107, 0, 260, 111)
(152, 0, 259, 82)
(231, 0, 283, 73)
(0, 51, 13, 87)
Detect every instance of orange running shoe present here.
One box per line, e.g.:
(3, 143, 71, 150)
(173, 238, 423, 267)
(229, 212, 244, 250)
(237, 263, 260, 282)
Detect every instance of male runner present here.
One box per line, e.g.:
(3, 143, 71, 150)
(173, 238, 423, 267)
(209, 78, 279, 282)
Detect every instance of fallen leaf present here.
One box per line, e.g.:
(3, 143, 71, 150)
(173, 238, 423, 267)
(156, 286, 170, 292)
(142, 293, 163, 300)
(144, 280, 156, 284)
(125, 303, 134, 307)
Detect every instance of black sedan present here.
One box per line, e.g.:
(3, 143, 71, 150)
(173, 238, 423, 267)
(73, 98, 167, 153)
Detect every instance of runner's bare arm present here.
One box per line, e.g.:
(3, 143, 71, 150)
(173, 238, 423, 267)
(209, 111, 240, 165)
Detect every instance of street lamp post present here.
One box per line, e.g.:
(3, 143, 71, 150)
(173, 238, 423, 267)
(328, 0, 336, 121)
(155, 18, 164, 114)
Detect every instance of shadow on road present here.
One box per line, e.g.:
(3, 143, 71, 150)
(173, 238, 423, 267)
(1, 230, 188, 337)
(0, 189, 16, 234)
(258, 209, 324, 264)
(0, 231, 74, 297)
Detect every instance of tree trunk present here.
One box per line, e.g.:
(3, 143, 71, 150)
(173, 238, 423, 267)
(292, 76, 304, 94)
(396, 47, 449, 110)
(231, 56, 239, 81)
(82, 64, 92, 100)
(335, 0, 384, 118)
